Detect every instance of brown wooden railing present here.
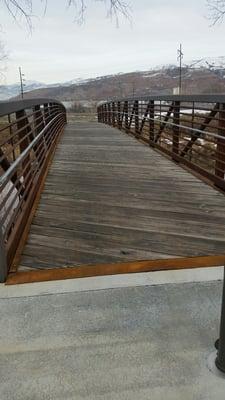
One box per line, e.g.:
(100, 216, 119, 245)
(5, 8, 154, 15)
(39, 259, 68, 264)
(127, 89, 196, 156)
(98, 95, 225, 192)
(0, 98, 66, 282)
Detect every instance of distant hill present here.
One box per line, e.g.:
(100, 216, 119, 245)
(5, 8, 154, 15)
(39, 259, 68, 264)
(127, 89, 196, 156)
(2, 56, 225, 102)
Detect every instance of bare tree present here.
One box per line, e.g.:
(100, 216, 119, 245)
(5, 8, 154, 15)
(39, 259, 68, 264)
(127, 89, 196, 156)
(0, 41, 8, 80)
(1, 0, 131, 30)
(207, 0, 225, 24)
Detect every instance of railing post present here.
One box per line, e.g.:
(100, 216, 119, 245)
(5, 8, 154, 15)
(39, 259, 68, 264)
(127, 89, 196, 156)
(134, 100, 139, 135)
(215, 103, 225, 181)
(117, 101, 121, 129)
(124, 101, 129, 132)
(98, 106, 101, 122)
(100, 105, 103, 123)
(34, 105, 45, 134)
(16, 109, 31, 182)
(0, 228, 7, 283)
(105, 104, 109, 124)
(108, 103, 111, 125)
(49, 102, 54, 118)
(104, 104, 107, 124)
(43, 103, 50, 125)
(33, 105, 46, 157)
(16, 109, 30, 150)
(100, 104, 104, 123)
(215, 267, 225, 373)
(112, 102, 116, 127)
(149, 100, 155, 145)
(172, 101, 180, 159)
(97, 107, 100, 122)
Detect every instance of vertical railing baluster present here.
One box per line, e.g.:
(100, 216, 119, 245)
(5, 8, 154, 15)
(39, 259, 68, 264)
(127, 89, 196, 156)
(98, 106, 101, 122)
(135, 100, 139, 135)
(101, 105, 103, 123)
(117, 101, 121, 129)
(149, 100, 155, 145)
(33, 105, 46, 162)
(105, 104, 108, 124)
(102, 105, 104, 123)
(172, 101, 180, 159)
(215, 103, 225, 182)
(16, 109, 31, 184)
(112, 102, 115, 127)
(108, 103, 111, 125)
(104, 104, 107, 124)
(43, 103, 50, 125)
(124, 101, 129, 133)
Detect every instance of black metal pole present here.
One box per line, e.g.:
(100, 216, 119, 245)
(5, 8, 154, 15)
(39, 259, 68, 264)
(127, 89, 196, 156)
(215, 266, 225, 373)
(0, 228, 7, 283)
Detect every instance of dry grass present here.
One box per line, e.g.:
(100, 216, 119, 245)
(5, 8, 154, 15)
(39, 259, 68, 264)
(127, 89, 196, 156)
(67, 113, 97, 123)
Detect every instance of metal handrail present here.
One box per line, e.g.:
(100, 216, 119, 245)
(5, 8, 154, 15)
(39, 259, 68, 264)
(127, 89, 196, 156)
(0, 113, 63, 189)
(102, 94, 225, 102)
(107, 110, 225, 141)
(97, 94, 225, 375)
(0, 98, 67, 282)
(98, 96, 225, 191)
(0, 98, 63, 117)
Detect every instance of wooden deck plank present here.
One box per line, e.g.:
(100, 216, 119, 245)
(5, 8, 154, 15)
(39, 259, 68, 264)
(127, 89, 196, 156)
(14, 121, 225, 276)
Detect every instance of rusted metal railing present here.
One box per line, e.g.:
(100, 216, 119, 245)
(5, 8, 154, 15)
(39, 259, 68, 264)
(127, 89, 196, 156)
(0, 98, 66, 282)
(98, 95, 225, 192)
(98, 94, 225, 374)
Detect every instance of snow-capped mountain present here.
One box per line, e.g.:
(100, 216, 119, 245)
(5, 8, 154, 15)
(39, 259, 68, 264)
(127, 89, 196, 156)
(0, 80, 52, 100)
(2, 56, 225, 101)
(185, 56, 225, 70)
(0, 77, 96, 100)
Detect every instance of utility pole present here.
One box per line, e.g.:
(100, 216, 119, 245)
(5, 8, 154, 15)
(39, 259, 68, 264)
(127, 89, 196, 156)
(177, 44, 183, 95)
(19, 67, 25, 99)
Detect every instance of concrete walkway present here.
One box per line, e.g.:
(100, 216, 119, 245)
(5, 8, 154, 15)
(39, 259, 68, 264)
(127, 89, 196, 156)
(0, 278, 225, 399)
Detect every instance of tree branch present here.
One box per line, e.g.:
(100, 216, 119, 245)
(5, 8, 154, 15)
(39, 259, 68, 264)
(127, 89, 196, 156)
(1, 0, 131, 29)
(0, 41, 8, 81)
(207, 0, 225, 25)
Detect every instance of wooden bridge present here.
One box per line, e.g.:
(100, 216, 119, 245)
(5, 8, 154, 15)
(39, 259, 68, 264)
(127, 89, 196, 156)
(1, 96, 225, 285)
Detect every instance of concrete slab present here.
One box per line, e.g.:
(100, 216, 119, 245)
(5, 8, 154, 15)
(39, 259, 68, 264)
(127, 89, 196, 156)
(0, 281, 225, 399)
(0, 266, 223, 299)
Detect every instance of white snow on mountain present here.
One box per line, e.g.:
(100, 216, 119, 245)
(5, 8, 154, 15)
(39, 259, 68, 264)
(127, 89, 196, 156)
(185, 56, 225, 70)
(1, 57, 225, 100)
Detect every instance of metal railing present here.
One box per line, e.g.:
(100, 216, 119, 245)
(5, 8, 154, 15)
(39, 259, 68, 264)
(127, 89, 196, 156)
(98, 94, 225, 375)
(0, 98, 66, 282)
(98, 95, 225, 192)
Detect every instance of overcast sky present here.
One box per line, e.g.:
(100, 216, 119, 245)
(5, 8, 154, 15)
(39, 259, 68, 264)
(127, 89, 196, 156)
(1, 0, 225, 84)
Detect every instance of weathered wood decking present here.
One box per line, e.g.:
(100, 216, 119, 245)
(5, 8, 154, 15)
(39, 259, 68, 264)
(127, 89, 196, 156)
(8, 121, 225, 283)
